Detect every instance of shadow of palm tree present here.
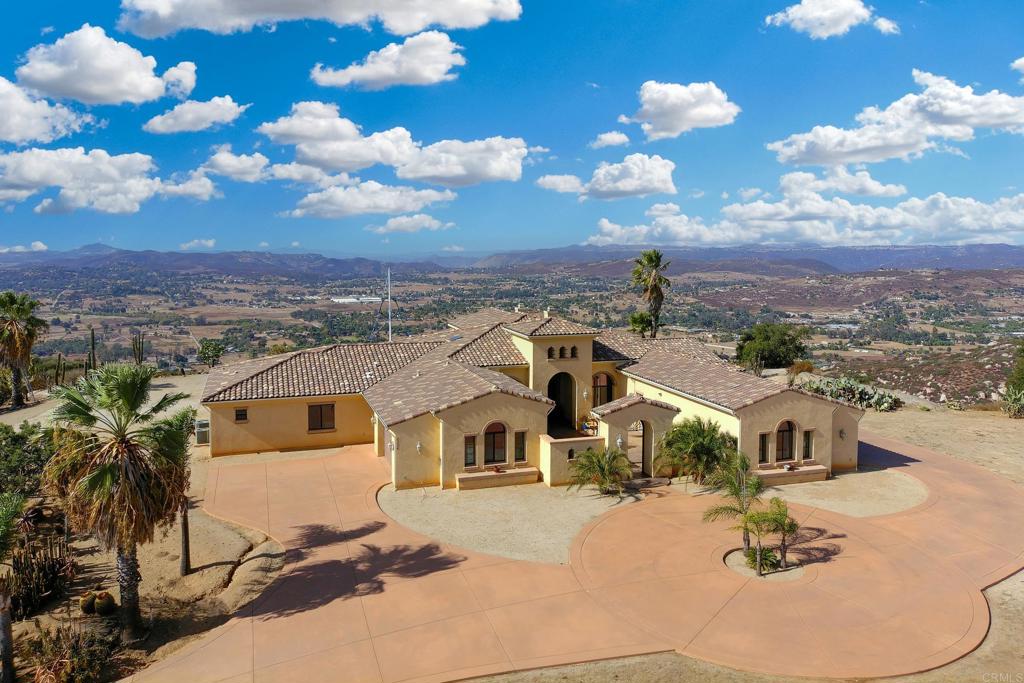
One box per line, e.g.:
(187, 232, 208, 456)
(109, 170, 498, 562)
(249, 541, 465, 620)
(788, 525, 845, 566)
(284, 521, 387, 561)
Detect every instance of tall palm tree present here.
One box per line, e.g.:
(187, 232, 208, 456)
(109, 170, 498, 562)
(631, 250, 671, 339)
(660, 417, 735, 486)
(703, 452, 765, 553)
(43, 364, 190, 642)
(764, 497, 799, 569)
(1, 492, 25, 683)
(0, 292, 48, 409)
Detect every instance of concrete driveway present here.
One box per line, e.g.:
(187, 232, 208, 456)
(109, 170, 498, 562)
(129, 432, 1024, 682)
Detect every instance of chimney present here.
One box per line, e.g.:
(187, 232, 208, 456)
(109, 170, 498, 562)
(513, 304, 520, 313)
(543, 308, 550, 318)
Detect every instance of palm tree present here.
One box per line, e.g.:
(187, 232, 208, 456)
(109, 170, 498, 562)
(660, 417, 735, 486)
(1, 492, 25, 683)
(163, 407, 197, 577)
(43, 364, 190, 643)
(628, 311, 653, 339)
(703, 452, 766, 553)
(734, 510, 774, 577)
(764, 497, 799, 569)
(631, 250, 671, 339)
(0, 292, 48, 409)
(567, 448, 634, 495)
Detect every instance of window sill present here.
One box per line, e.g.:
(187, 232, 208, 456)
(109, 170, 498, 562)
(308, 428, 337, 434)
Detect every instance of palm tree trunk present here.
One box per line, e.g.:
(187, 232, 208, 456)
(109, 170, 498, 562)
(1, 593, 15, 683)
(116, 543, 144, 642)
(179, 499, 191, 577)
(755, 539, 763, 577)
(9, 367, 24, 409)
(742, 527, 751, 553)
(649, 308, 659, 339)
(780, 534, 788, 569)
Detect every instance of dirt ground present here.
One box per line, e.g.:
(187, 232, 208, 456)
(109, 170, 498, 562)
(476, 408, 1024, 683)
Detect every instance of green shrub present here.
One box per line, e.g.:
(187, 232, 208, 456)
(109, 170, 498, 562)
(93, 591, 117, 617)
(18, 620, 115, 683)
(801, 377, 903, 411)
(567, 448, 634, 495)
(0, 421, 55, 496)
(1003, 387, 1024, 419)
(745, 547, 781, 573)
(79, 592, 96, 615)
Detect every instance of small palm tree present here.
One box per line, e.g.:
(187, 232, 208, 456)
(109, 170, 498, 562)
(660, 417, 735, 486)
(631, 250, 670, 339)
(43, 364, 190, 642)
(628, 311, 653, 339)
(764, 497, 799, 568)
(734, 510, 774, 577)
(1, 492, 25, 683)
(0, 292, 48, 409)
(567, 448, 633, 495)
(703, 451, 766, 553)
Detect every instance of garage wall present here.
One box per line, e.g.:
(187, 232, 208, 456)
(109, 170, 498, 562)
(206, 394, 373, 456)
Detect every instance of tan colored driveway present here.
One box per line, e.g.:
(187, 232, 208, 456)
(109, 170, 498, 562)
(129, 432, 1024, 682)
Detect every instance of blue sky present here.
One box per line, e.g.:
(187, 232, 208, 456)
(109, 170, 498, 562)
(1, 0, 1023, 257)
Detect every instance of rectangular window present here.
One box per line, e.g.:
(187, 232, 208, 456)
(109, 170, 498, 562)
(514, 431, 526, 462)
(234, 408, 248, 422)
(307, 403, 335, 431)
(803, 430, 814, 460)
(464, 436, 476, 467)
(758, 433, 769, 464)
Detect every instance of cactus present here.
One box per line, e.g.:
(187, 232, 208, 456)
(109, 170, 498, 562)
(93, 591, 117, 616)
(132, 331, 145, 365)
(0, 534, 74, 620)
(52, 352, 67, 387)
(79, 591, 97, 615)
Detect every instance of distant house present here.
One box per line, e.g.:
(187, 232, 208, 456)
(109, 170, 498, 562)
(202, 307, 863, 490)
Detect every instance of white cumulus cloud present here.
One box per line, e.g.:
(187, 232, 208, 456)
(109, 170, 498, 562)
(312, 31, 465, 90)
(588, 131, 629, 149)
(619, 80, 740, 141)
(289, 180, 455, 218)
(16, 24, 196, 105)
(396, 136, 527, 186)
(118, 0, 522, 37)
(202, 145, 270, 182)
(765, 0, 898, 39)
(180, 238, 216, 250)
(537, 153, 676, 200)
(0, 76, 91, 144)
(0, 147, 213, 214)
(1013, 56, 1024, 83)
(768, 70, 1024, 165)
(0, 241, 48, 254)
(144, 96, 250, 134)
(366, 213, 454, 234)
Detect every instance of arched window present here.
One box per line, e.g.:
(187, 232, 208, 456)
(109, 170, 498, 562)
(592, 373, 613, 406)
(567, 448, 575, 460)
(776, 421, 795, 461)
(559, 346, 567, 358)
(547, 347, 555, 359)
(484, 422, 507, 464)
(570, 346, 578, 358)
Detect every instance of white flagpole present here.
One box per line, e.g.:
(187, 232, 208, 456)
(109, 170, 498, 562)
(387, 267, 392, 342)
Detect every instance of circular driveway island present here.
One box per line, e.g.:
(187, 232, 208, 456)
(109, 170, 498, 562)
(130, 433, 1024, 683)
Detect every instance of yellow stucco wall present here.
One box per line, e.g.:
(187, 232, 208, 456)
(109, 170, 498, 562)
(435, 392, 550, 489)
(831, 405, 862, 471)
(497, 365, 530, 385)
(624, 376, 741, 436)
(206, 394, 373, 456)
(735, 391, 862, 472)
(538, 434, 605, 486)
(389, 414, 441, 490)
(510, 332, 596, 429)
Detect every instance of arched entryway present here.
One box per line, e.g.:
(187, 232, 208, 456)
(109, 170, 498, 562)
(627, 419, 653, 476)
(547, 372, 576, 435)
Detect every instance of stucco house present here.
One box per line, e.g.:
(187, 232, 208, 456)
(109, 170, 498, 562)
(201, 307, 863, 490)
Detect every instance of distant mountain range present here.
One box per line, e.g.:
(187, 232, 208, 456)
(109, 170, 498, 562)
(2, 242, 1023, 278)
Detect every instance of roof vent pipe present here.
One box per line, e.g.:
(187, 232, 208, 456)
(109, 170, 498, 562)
(543, 308, 550, 318)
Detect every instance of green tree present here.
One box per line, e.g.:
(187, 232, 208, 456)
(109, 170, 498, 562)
(197, 338, 226, 367)
(703, 452, 766, 553)
(736, 323, 810, 371)
(0, 422, 55, 497)
(631, 250, 671, 339)
(762, 497, 800, 569)
(658, 417, 736, 485)
(567, 448, 634, 495)
(1007, 342, 1024, 393)
(628, 311, 653, 338)
(1, 492, 25, 683)
(0, 292, 49, 409)
(43, 365, 191, 642)
(734, 510, 774, 577)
